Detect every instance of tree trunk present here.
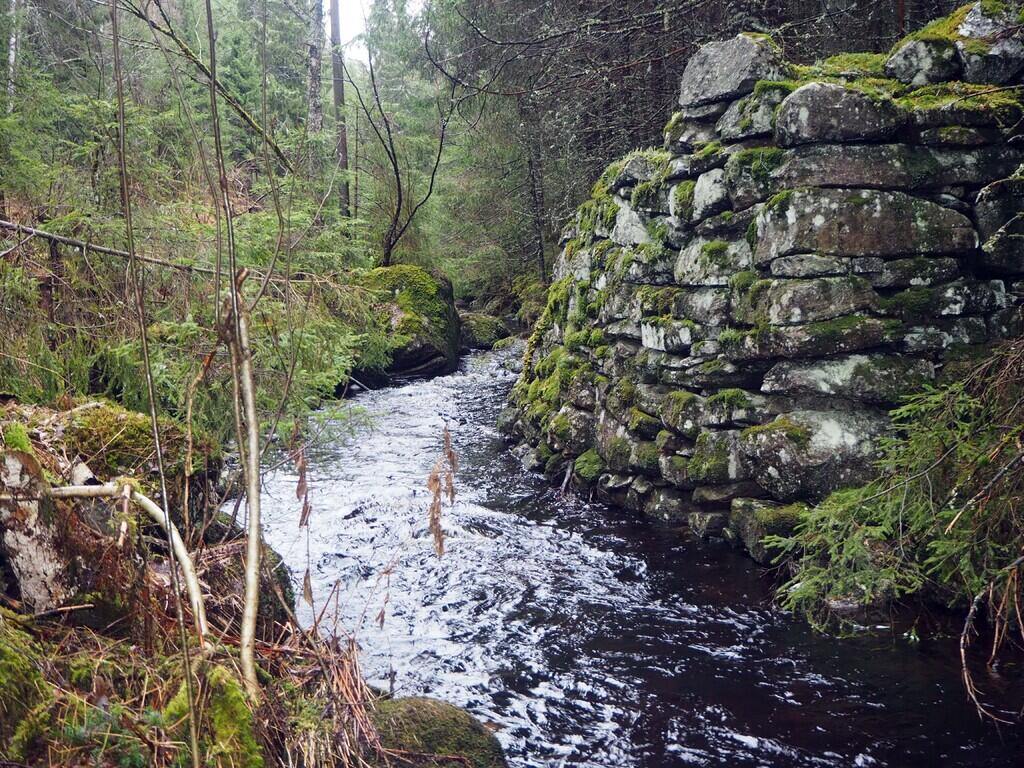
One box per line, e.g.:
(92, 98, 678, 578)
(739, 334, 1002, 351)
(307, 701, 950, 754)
(526, 141, 547, 284)
(306, 0, 324, 135)
(329, 0, 350, 217)
(6, 0, 19, 113)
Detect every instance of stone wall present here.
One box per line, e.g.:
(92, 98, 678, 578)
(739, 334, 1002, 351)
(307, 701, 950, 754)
(499, 2, 1024, 563)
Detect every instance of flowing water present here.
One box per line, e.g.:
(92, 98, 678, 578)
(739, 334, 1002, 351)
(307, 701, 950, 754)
(260, 350, 1023, 767)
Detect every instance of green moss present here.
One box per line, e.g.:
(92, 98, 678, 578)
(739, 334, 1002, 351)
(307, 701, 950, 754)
(628, 407, 662, 434)
(492, 336, 517, 351)
(2, 422, 32, 453)
(565, 330, 590, 352)
(593, 159, 626, 198)
(361, 265, 459, 360)
(753, 79, 799, 99)
(694, 140, 723, 160)
(633, 441, 661, 472)
(371, 697, 506, 768)
(574, 449, 604, 484)
(766, 189, 794, 213)
(588, 328, 606, 347)
(0, 614, 49, 751)
(700, 240, 730, 266)
(730, 270, 758, 293)
(604, 436, 633, 471)
(548, 413, 571, 442)
(664, 111, 685, 141)
(646, 219, 669, 241)
(707, 388, 751, 409)
(742, 417, 811, 448)
(745, 218, 760, 251)
(877, 286, 938, 320)
(717, 328, 746, 349)
(740, 31, 783, 52)
(804, 314, 899, 344)
(665, 390, 697, 425)
(607, 378, 638, 411)
(164, 666, 264, 768)
(892, 4, 981, 55)
(672, 181, 696, 220)
(631, 180, 662, 210)
(460, 313, 509, 350)
(818, 52, 888, 76)
(897, 82, 1024, 126)
(655, 429, 675, 451)
(754, 502, 809, 535)
(663, 391, 696, 434)
(689, 432, 730, 483)
(65, 402, 218, 488)
(731, 146, 786, 184)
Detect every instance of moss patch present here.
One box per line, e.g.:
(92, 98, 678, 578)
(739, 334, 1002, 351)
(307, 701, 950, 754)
(0, 613, 50, 752)
(460, 313, 509, 350)
(371, 697, 506, 768)
(164, 665, 264, 768)
(574, 449, 604, 484)
(742, 417, 811, 448)
(2, 422, 32, 453)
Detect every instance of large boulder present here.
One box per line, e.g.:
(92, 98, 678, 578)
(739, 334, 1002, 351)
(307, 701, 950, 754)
(956, 1, 1024, 84)
(678, 33, 789, 108)
(775, 83, 905, 146)
(361, 265, 461, 378)
(740, 410, 888, 502)
(886, 38, 962, 85)
(761, 354, 936, 405)
(751, 188, 977, 263)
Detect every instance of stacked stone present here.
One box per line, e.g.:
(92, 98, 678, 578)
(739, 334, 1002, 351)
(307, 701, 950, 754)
(500, 2, 1024, 563)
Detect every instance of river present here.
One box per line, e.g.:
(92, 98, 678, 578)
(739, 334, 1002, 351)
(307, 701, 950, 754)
(260, 350, 1023, 767)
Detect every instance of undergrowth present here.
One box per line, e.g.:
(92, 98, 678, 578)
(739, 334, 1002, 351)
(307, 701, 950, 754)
(768, 338, 1024, 715)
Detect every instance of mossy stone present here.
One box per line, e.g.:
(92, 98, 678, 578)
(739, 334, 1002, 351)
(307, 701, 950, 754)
(0, 613, 50, 755)
(574, 449, 605, 484)
(370, 696, 507, 768)
(164, 665, 264, 768)
(459, 312, 510, 351)
(360, 265, 461, 377)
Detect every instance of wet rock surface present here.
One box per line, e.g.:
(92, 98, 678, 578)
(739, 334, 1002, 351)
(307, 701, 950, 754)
(503, 4, 1024, 565)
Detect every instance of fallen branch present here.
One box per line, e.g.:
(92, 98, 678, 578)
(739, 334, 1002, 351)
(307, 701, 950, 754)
(0, 218, 218, 276)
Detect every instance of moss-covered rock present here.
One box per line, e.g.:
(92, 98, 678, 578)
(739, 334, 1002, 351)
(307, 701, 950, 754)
(360, 265, 461, 378)
(370, 696, 507, 768)
(459, 312, 511, 351)
(164, 665, 264, 768)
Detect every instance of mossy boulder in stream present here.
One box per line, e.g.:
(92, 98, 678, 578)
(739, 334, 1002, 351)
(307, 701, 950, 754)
(361, 265, 461, 378)
(370, 696, 507, 768)
(459, 312, 511, 351)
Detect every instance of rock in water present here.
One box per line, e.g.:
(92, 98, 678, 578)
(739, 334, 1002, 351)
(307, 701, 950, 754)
(370, 697, 508, 768)
(459, 312, 510, 351)
(360, 265, 461, 378)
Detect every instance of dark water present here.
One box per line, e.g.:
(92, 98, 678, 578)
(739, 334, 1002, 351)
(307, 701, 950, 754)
(260, 350, 1023, 767)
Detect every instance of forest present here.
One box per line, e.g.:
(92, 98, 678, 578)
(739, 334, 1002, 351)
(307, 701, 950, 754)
(1, 0, 1023, 765)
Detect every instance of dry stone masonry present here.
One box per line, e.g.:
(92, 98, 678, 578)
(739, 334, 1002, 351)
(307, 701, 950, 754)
(499, 2, 1024, 563)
